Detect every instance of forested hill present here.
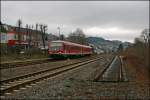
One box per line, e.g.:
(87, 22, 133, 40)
(86, 37, 132, 53)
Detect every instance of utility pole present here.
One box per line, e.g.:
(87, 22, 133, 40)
(35, 23, 38, 47)
(28, 25, 32, 49)
(31, 25, 34, 47)
(26, 24, 28, 48)
(57, 26, 60, 40)
(17, 19, 22, 54)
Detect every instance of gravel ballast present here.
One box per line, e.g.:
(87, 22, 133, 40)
(1, 54, 149, 99)
(1, 56, 97, 81)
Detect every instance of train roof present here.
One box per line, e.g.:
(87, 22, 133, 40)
(51, 40, 92, 48)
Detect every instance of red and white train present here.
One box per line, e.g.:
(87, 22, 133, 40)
(48, 40, 92, 58)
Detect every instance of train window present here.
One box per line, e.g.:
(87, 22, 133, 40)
(49, 42, 62, 50)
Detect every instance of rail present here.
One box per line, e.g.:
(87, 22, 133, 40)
(0, 57, 101, 96)
(93, 55, 126, 82)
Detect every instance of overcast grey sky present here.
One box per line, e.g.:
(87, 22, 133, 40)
(1, 1, 149, 42)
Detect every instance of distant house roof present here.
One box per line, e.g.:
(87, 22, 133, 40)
(1, 24, 43, 35)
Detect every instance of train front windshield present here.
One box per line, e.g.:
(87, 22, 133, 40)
(49, 42, 63, 51)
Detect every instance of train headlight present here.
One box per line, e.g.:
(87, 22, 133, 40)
(49, 51, 51, 54)
(58, 51, 62, 54)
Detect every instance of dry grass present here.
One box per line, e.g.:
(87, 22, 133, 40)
(122, 43, 149, 82)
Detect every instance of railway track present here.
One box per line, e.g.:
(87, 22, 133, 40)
(0, 57, 101, 96)
(0, 58, 65, 69)
(93, 56, 126, 82)
(0, 56, 97, 70)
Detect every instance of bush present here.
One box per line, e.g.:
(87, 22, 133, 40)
(124, 41, 149, 70)
(0, 43, 8, 55)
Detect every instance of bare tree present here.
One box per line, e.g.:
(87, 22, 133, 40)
(134, 37, 143, 44)
(36, 24, 38, 30)
(133, 29, 149, 71)
(117, 43, 124, 55)
(40, 24, 47, 54)
(140, 29, 149, 44)
(60, 34, 65, 40)
(68, 28, 87, 45)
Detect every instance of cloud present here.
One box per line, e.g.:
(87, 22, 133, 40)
(1, 1, 149, 42)
(83, 27, 141, 42)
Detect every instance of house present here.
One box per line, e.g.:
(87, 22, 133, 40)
(0, 24, 48, 51)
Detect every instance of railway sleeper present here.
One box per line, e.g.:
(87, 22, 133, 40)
(0, 58, 100, 96)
